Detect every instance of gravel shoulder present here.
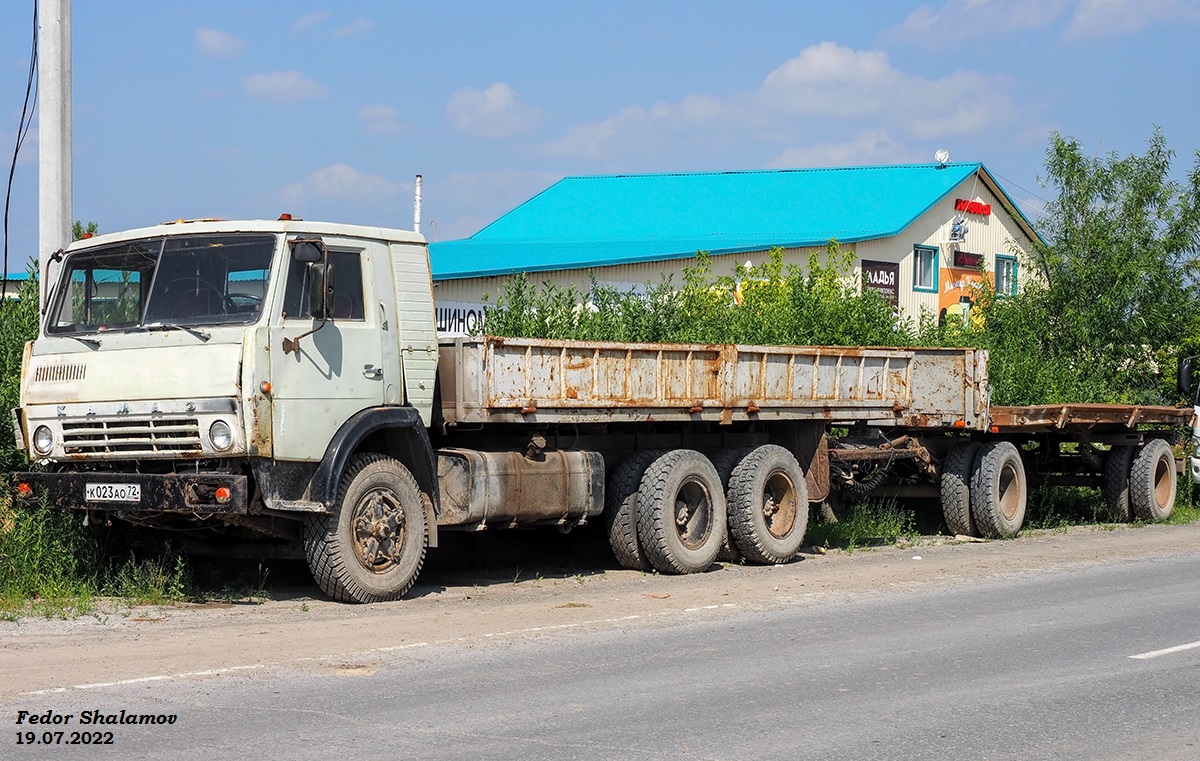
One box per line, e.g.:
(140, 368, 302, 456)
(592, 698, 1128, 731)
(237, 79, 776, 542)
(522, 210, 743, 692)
(3, 522, 1199, 700)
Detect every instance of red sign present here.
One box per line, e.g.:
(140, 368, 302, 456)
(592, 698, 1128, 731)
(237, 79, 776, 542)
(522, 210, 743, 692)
(954, 198, 992, 216)
(953, 249, 984, 269)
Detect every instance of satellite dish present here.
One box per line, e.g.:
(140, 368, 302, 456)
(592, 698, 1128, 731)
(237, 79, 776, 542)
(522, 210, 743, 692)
(935, 149, 950, 166)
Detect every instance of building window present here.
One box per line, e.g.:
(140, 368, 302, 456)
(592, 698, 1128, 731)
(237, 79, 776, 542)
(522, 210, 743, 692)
(995, 255, 1018, 297)
(913, 245, 938, 293)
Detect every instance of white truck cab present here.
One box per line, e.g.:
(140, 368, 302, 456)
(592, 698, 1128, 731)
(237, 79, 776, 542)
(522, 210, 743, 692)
(13, 219, 444, 601)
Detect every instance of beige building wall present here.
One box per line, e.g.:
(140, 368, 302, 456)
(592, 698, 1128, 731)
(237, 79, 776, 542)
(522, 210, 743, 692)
(432, 172, 1036, 335)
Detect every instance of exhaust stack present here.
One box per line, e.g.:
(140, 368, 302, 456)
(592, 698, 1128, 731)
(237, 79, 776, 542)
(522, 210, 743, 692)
(413, 174, 422, 233)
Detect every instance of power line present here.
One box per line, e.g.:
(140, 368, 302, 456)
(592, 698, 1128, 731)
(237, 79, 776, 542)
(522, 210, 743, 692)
(3, 0, 39, 304)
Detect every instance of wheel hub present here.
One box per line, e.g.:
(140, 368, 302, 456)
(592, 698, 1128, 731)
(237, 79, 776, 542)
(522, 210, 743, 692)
(353, 490, 407, 572)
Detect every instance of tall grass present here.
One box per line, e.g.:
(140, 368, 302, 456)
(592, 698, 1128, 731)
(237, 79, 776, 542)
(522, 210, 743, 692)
(0, 272, 196, 616)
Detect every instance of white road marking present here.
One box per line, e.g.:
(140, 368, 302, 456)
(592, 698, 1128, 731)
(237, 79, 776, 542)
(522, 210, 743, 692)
(1129, 640, 1200, 660)
(18, 601, 743, 696)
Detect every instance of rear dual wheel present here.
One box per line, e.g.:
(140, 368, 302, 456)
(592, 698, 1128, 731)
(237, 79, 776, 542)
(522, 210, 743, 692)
(636, 450, 726, 574)
(1103, 439, 1176, 522)
(970, 441, 1027, 539)
(726, 445, 808, 564)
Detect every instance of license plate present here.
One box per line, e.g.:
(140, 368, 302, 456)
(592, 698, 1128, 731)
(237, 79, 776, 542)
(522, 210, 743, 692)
(85, 482, 141, 503)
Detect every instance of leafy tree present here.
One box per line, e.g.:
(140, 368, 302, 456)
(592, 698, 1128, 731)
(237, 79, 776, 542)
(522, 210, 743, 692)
(1028, 130, 1200, 404)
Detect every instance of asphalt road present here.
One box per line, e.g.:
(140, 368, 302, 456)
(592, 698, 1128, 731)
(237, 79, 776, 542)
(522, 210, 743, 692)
(5, 549, 1199, 760)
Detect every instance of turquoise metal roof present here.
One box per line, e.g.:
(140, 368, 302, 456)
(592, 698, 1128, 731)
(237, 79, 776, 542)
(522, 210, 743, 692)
(430, 162, 1031, 280)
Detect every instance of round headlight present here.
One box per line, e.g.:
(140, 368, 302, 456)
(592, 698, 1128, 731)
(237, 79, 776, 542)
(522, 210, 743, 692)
(209, 420, 233, 451)
(32, 425, 54, 456)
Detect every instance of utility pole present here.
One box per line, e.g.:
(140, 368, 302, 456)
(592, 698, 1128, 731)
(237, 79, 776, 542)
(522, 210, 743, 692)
(38, 0, 71, 310)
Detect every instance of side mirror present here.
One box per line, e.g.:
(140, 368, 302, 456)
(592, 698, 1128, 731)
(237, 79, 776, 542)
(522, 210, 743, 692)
(1179, 356, 1196, 400)
(308, 262, 335, 319)
(291, 239, 325, 264)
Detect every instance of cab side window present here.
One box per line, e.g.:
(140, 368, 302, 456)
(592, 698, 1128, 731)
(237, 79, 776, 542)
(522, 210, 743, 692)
(282, 249, 365, 320)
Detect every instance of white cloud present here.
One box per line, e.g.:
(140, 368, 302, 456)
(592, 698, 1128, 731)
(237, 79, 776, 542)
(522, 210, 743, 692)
(358, 105, 404, 135)
(541, 42, 1014, 162)
(195, 28, 247, 59)
(241, 71, 328, 104)
(446, 83, 543, 138)
(1064, 0, 1200, 39)
(767, 131, 922, 168)
(291, 11, 331, 33)
(278, 164, 400, 205)
(886, 0, 1199, 42)
(333, 17, 375, 39)
(886, 0, 1072, 41)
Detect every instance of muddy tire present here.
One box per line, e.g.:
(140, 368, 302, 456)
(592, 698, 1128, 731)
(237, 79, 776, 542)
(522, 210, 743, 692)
(969, 441, 1027, 539)
(604, 451, 661, 570)
(636, 449, 726, 574)
(941, 442, 981, 537)
(1103, 445, 1137, 522)
(707, 448, 752, 563)
(1130, 439, 1176, 521)
(303, 453, 427, 603)
(727, 445, 808, 564)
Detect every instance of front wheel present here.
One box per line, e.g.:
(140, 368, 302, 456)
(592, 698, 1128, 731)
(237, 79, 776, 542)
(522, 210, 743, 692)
(303, 453, 428, 603)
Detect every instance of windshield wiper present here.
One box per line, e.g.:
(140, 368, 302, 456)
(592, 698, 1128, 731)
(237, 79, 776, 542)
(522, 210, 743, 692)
(142, 323, 211, 342)
(66, 335, 101, 349)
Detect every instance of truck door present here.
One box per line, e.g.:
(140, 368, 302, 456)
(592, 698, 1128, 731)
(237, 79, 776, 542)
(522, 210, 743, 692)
(269, 240, 386, 462)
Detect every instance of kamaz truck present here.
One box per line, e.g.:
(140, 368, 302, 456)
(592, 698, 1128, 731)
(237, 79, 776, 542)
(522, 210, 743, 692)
(12, 218, 1190, 602)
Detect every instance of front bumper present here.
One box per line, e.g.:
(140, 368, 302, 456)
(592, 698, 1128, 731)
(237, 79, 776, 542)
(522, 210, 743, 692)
(12, 471, 249, 514)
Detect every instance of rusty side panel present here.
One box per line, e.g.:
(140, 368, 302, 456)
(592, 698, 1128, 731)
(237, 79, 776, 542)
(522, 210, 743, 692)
(441, 337, 989, 429)
(990, 404, 1196, 432)
(805, 434, 830, 503)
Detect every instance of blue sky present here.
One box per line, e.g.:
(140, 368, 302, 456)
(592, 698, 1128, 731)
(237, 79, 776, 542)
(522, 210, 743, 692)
(2, 1, 1199, 273)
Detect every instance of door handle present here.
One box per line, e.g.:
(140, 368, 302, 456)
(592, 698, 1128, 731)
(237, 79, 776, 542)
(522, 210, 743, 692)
(363, 365, 383, 379)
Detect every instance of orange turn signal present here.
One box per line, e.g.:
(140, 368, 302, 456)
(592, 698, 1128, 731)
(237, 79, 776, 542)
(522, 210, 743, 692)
(16, 482, 32, 498)
(259, 381, 272, 394)
(215, 487, 232, 504)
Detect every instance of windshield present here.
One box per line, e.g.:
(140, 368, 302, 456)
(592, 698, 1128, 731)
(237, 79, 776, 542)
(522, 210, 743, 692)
(47, 234, 277, 335)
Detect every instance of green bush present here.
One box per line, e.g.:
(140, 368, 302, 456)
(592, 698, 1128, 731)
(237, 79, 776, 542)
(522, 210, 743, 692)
(483, 241, 915, 348)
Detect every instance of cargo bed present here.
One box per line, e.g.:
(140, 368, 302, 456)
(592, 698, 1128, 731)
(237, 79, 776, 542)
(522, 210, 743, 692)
(439, 336, 988, 429)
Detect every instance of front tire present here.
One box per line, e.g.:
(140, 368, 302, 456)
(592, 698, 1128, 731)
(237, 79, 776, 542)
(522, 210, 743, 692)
(303, 453, 428, 603)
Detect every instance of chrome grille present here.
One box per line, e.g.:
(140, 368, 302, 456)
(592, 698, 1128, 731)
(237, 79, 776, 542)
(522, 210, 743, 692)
(34, 363, 86, 382)
(62, 416, 202, 455)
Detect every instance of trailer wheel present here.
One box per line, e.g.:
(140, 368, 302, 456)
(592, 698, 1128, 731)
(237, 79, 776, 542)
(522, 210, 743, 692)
(941, 442, 981, 537)
(726, 445, 808, 564)
(604, 451, 661, 571)
(303, 453, 427, 603)
(969, 441, 1027, 539)
(1129, 439, 1176, 521)
(707, 448, 753, 563)
(1102, 445, 1137, 522)
(636, 449, 726, 574)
